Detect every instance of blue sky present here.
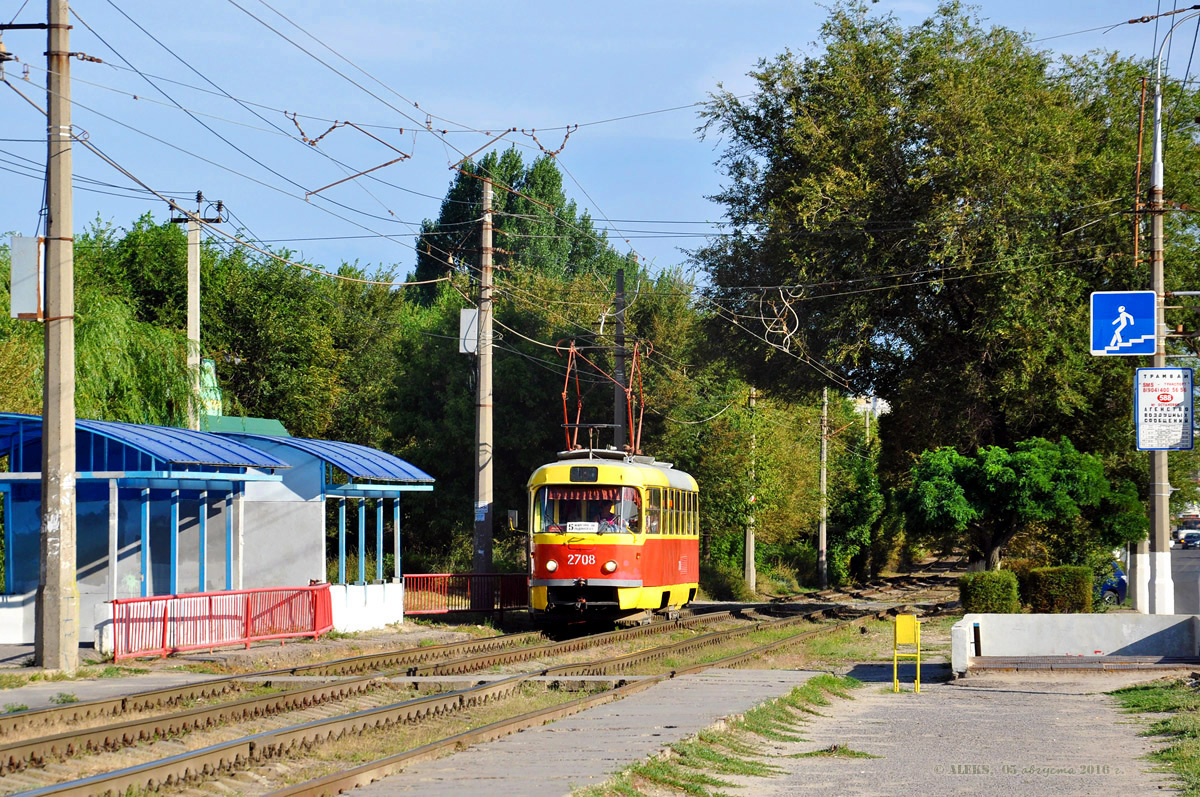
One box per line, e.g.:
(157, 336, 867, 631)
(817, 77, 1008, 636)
(0, 1, 1191, 279)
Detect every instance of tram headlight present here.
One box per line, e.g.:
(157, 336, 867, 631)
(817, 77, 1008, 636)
(544, 559, 558, 573)
(602, 560, 618, 574)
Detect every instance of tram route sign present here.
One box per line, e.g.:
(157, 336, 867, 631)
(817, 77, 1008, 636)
(1135, 368, 1194, 451)
(1091, 291, 1157, 356)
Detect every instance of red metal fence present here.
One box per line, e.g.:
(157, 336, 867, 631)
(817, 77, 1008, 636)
(110, 585, 333, 661)
(403, 573, 528, 615)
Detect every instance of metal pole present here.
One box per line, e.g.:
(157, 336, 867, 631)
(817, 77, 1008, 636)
(744, 387, 756, 591)
(613, 268, 627, 451)
(819, 387, 829, 589)
(36, 0, 78, 672)
(473, 178, 494, 573)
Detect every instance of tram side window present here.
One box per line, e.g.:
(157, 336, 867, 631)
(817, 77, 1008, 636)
(647, 488, 661, 534)
(666, 490, 675, 535)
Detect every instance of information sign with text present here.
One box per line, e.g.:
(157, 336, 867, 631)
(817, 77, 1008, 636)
(1135, 368, 1194, 451)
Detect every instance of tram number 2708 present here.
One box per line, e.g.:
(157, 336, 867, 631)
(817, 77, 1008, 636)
(566, 554, 596, 565)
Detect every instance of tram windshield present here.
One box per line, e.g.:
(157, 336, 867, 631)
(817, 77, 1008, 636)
(535, 485, 641, 534)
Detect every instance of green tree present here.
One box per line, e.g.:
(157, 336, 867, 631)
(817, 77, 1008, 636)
(693, 1, 1200, 483)
(904, 437, 1121, 570)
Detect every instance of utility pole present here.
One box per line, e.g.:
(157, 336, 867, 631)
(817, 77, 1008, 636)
(170, 192, 222, 431)
(819, 387, 829, 589)
(473, 178, 494, 574)
(37, 0, 78, 673)
(1147, 43, 1176, 614)
(613, 268, 627, 451)
(744, 386, 756, 591)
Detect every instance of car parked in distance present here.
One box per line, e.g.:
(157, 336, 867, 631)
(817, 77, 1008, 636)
(1182, 533, 1200, 550)
(1099, 562, 1127, 606)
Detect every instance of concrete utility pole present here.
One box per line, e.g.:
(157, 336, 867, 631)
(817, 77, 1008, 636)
(819, 387, 829, 589)
(37, 0, 78, 673)
(472, 178, 494, 574)
(1145, 25, 1188, 614)
(612, 268, 627, 451)
(744, 387, 756, 591)
(170, 192, 222, 431)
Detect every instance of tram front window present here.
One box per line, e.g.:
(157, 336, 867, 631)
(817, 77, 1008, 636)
(537, 486, 641, 534)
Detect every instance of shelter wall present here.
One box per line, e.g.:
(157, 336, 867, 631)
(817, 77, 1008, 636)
(242, 441, 325, 588)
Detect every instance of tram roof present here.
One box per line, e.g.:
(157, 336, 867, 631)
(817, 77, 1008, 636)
(528, 450, 697, 491)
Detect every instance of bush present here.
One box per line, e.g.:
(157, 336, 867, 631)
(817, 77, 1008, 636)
(1027, 566, 1093, 613)
(1003, 558, 1037, 606)
(958, 570, 1020, 613)
(699, 561, 756, 602)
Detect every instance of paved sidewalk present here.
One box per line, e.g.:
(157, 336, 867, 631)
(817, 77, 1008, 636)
(736, 664, 1175, 796)
(350, 669, 821, 796)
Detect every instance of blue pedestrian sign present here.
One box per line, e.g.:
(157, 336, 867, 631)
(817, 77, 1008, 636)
(1090, 291, 1157, 356)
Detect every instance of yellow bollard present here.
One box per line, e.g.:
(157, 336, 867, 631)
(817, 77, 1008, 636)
(893, 614, 921, 693)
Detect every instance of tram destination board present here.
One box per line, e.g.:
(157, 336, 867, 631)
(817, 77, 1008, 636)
(1135, 367, 1194, 451)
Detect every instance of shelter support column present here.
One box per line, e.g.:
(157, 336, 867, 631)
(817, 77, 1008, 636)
(234, 485, 244, 590)
(107, 480, 117, 603)
(393, 498, 401, 583)
(375, 499, 383, 583)
(169, 490, 179, 595)
(337, 498, 346, 584)
(224, 490, 234, 590)
(139, 488, 149, 597)
(197, 490, 207, 592)
(357, 498, 366, 585)
(3, 489, 13, 595)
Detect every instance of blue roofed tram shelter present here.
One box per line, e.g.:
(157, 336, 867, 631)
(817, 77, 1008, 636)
(0, 413, 287, 644)
(0, 414, 436, 645)
(218, 433, 434, 632)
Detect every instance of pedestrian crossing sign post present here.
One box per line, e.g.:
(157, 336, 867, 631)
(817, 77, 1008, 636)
(1091, 291, 1157, 356)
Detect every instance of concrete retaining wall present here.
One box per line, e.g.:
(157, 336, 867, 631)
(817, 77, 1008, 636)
(329, 582, 404, 633)
(951, 613, 1200, 675)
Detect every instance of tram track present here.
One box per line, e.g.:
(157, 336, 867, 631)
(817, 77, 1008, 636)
(0, 573, 955, 794)
(15, 596, 957, 796)
(0, 611, 740, 780)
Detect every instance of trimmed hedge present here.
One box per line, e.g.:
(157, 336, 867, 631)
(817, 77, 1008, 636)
(958, 570, 1020, 613)
(1027, 566, 1093, 613)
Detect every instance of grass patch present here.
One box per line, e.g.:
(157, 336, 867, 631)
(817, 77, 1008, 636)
(2, 703, 27, 713)
(1112, 680, 1200, 792)
(792, 743, 879, 759)
(576, 674, 863, 796)
(48, 692, 77, 704)
(0, 673, 27, 690)
(97, 665, 149, 678)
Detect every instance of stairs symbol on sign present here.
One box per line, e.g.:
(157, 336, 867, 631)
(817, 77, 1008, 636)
(1104, 333, 1155, 353)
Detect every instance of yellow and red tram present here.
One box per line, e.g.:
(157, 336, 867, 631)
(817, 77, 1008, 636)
(528, 449, 699, 616)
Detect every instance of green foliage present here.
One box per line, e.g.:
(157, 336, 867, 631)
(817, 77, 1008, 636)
(905, 437, 1115, 569)
(698, 561, 755, 601)
(1027, 565, 1093, 613)
(958, 570, 1020, 613)
(692, 0, 1200, 517)
(1002, 559, 1037, 606)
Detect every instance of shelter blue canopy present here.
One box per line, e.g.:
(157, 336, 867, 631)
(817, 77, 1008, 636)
(0, 412, 289, 473)
(218, 433, 433, 484)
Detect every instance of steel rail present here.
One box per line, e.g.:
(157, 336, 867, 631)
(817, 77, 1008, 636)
(0, 631, 541, 742)
(0, 613, 736, 771)
(27, 598, 953, 795)
(22, 607, 859, 796)
(267, 605, 937, 797)
(0, 676, 386, 773)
